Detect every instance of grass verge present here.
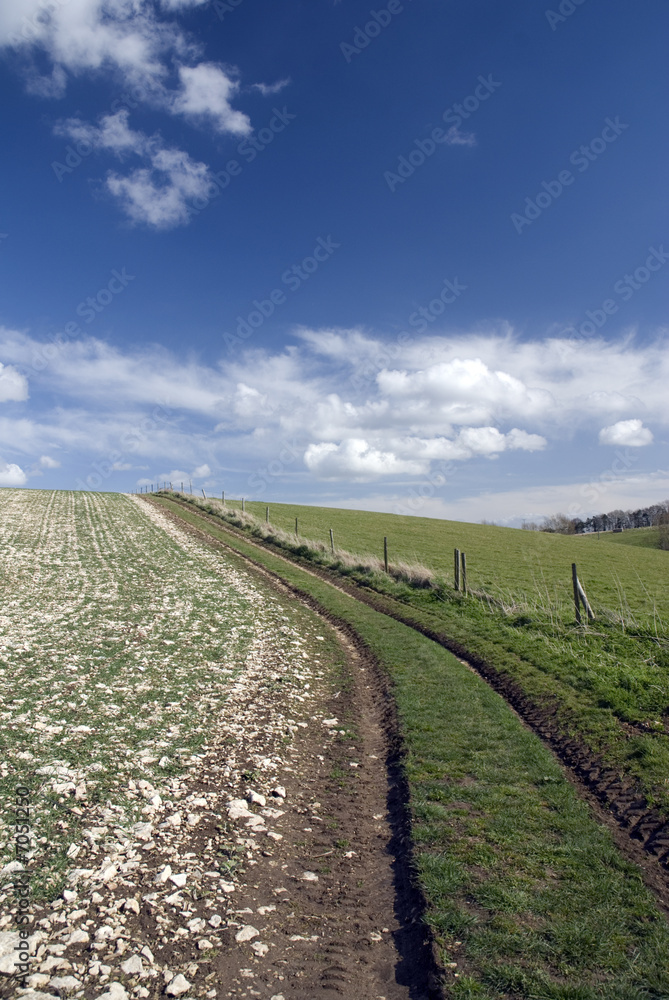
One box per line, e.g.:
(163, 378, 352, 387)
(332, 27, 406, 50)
(150, 493, 669, 999)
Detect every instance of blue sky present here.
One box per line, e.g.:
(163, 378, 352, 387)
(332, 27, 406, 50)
(0, 0, 667, 524)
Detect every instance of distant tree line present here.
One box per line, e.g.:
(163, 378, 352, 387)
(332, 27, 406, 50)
(521, 500, 669, 548)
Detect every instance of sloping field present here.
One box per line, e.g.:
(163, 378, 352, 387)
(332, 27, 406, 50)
(166, 494, 669, 846)
(0, 489, 332, 899)
(150, 493, 669, 999)
(3, 490, 435, 999)
(233, 498, 668, 624)
(594, 526, 664, 549)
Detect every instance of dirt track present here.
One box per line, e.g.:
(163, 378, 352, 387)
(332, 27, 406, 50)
(150, 495, 669, 920)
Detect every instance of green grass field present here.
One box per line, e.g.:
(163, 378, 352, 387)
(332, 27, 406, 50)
(152, 493, 669, 1000)
(224, 497, 669, 625)
(171, 492, 669, 819)
(595, 526, 664, 549)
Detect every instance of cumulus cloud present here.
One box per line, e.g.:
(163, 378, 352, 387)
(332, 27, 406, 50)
(0, 0, 184, 93)
(39, 455, 60, 468)
(171, 63, 251, 134)
(599, 419, 654, 447)
(0, 460, 27, 486)
(304, 440, 424, 481)
(54, 110, 214, 228)
(106, 145, 213, 228)
(0, 324, 664, 492)
(2, 0, 258, 226)
(0, 363, 29, 402)
(54, 110, 149, 161)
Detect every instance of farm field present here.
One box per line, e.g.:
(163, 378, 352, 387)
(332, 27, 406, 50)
(227, 497, 669, 623)
(2, 489, 427, 999)
(163, 494, 669, 828)
(5, 488, 669, 1000)
(148, 492, 669, 999)
(594, 526, 664, 549)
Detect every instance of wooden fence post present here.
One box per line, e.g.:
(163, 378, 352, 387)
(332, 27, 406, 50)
(181, 482, 183, 492)
(330, 528, 335, 554)
(222, 490, 225, 504)
(242, 498, 245, 512)
(572, 563, 582, 624)
(295, 517, 298, 536)
(454, 548, 460, 591)
(189, 480, 192, 494)
(572, 563, 594, 622)
(461, 551, 467, 595)
(384, 536, 388, 573)
(266, 506, 269, 524)
(202, 488, 206, 499)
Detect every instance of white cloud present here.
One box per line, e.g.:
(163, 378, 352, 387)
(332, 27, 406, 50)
(39, 454, 60, 468)
(2, 1, 254, 224)
(55, 110, 149, 160)
(172, 63, 251, 134)
(0, 363, 29, 402)
(0, 460, 27, 486)
(304, 440, 424, 481)
(54, 110, 214, 228)
(159, 0, 209, 9)
(0, 324, 665, 495)
(444, 126, 476, 147)
(506, 428, 547, 452)
(107, 144, 212, 228)
(252, 79, 290, 97)
(599, 419, 653, 448)
(0, 0, 184, 93)
(159, 469, 190, 484)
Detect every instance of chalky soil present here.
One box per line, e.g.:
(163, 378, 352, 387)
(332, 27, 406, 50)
(0, 492, 428, 999)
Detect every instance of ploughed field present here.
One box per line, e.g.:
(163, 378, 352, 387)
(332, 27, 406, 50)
(1, 490, 420, 1000)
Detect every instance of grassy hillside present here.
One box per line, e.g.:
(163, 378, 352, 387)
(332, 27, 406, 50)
(173, 491, 669, 819)
(593, 526, 663, 549)
(220, 496, 668, 626)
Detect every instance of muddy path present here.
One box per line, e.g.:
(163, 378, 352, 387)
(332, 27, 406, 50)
(148, 495, 669, 918)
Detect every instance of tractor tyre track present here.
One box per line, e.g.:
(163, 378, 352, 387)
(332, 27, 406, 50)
(145, 495, 669, 919)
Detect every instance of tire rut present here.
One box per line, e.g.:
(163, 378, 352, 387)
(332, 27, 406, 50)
(146, 496, 669, 919)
